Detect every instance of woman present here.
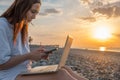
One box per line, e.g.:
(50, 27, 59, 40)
(0, 0, 47, 80)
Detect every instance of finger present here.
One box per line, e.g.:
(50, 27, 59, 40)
(39, 48, 46, 53)
(42, 54, 49, 59)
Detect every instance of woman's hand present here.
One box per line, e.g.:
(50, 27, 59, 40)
(28, 48, 48, 61)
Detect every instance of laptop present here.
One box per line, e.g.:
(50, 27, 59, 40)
(20, 35, 73, 75)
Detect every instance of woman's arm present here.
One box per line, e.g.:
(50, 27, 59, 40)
(0, 50, 47, 70)
(0, 54, 29, 70)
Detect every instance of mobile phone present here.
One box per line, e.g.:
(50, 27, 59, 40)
(44, 48, 58, 54)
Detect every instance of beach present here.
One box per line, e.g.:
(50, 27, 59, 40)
(30, 45, 120, 80)
(67, 49, 120, 80)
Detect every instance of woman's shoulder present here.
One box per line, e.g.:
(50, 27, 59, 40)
(0, 17, 8, 24)
(0, 17, 11, 31)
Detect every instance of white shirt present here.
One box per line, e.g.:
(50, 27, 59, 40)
(0, 17, 30, 80)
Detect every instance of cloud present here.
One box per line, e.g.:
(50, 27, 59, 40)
(39, 13, 48, 16)
(39, 8, 62, 16)
(80, 16, 96, 22)
(92, 1, 120, 18)
(79, 0, 91, 4)
(44, 8, 61, 14)
(92, 7, 114, 18)
(79, 0, 120, 19)
(112, 33, 120, 37)
(92, 2, 120, 18)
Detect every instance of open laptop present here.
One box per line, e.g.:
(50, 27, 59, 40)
(20, 35, 73, 75)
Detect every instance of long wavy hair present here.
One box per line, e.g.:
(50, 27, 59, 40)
(1, 0, 41, 45)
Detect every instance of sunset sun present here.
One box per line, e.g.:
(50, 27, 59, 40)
(93, 26, 112, 40)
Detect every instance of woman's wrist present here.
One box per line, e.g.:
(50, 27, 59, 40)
(24, 53, 31, 60)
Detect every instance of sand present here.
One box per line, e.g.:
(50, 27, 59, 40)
(30, 45, 120, 80)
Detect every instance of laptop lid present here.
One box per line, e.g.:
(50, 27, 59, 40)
(58, 35, 73, 69)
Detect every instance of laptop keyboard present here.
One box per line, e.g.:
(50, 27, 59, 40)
(29, 65, 58, 73)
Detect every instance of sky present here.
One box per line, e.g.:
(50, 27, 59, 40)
(0, 0, 120, 50)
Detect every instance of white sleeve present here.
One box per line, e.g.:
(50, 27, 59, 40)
(0, 27, 11, 64)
